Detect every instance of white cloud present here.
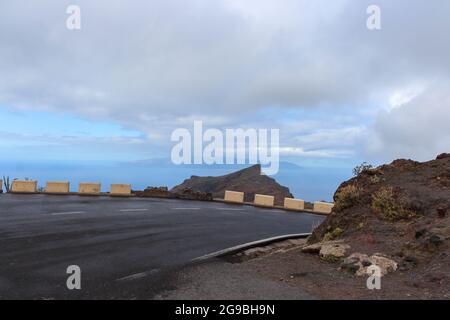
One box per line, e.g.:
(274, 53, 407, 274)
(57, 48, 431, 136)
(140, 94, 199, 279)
(366, 81, 450, 161)
(387, 85, 425, 110)
(0, 0, 449, 162)
(279, 147, 353, 158)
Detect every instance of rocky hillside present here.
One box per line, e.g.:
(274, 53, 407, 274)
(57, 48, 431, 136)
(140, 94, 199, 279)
(171, 164, 293, 205)
(304, 153, 449, 284)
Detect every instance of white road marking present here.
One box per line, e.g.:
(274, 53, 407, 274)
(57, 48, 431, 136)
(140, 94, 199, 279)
(269, 210, 286, 213)
(50, 211, 85, 216)
(119, 208, 149, 212)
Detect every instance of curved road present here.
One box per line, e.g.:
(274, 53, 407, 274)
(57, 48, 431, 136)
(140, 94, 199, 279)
(0, 194, 324, 299)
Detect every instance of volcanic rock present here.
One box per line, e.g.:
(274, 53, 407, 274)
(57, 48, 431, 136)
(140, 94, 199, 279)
(171, 164, 293, 205)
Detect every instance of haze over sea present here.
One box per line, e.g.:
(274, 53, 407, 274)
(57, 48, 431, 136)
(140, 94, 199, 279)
(0, 160, 352, 202)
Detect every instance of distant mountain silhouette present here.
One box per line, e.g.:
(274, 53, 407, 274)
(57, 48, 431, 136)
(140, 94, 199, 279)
(122, 158, 302, 171)
(171, 164, 294, 205)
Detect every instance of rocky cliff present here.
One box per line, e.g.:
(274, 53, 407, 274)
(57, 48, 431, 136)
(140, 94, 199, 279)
(171, 164, 293, 205)
(306, 153, 449, 280)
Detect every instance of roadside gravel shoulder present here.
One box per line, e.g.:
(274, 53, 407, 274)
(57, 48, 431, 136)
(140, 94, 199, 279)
(157, 239, 449, 300)
(155, 257, 315, 300)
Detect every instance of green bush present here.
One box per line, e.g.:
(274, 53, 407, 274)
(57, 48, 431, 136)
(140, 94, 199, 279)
(371, 187, 414, 221)
(321, 255, 340, 263)
(334, 185, 360, 211)
(323, 227, 344, 242)
(2, 176, 11, 192)
(369, 175, 381, 184)
(352, 162, 374, 176)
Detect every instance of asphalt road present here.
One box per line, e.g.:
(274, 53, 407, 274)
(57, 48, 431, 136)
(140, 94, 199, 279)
(0, 194, 325, 299)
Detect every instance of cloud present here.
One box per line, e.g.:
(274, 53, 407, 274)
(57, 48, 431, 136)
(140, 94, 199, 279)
(0, 0, 449, 162)
(366, 81, 450, 161)
(279, 147, 354, 159)
(0, 130, 151, 161)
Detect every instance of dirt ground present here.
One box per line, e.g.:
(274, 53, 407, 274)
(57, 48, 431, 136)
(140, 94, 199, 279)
(157, 239, 449, 300)
(240, 243, 448, 299)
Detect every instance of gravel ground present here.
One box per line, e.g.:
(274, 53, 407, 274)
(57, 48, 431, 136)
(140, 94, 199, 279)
(155, 258, 314, 300)
(157, 240, 449, 300)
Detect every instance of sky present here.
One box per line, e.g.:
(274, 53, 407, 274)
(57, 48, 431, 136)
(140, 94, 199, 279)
(0, 0, 449, 195)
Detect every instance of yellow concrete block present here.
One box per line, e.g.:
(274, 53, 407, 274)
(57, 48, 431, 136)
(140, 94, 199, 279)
(284, 198, 305, 211)
(11, 180, 37, 193)
(0, 179, 2, 193)
(45, 181, 70, 194)
(224, 190, 244, 203)
(254, 194, 275, 207)
(314, 201, 334, 214)
(78, 182, 101, 195)
(110, 184, 131, 196)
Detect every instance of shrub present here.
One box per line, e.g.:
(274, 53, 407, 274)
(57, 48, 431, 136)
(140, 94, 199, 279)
(334, 185, 360, 211)
(353, 162, 374, 176)
(2, 176, 11, 193)
(371, 187, 414, 221)
(321, 255, 340, 263)
(369, 175, 381, 184)
(323, 227, 344, 242)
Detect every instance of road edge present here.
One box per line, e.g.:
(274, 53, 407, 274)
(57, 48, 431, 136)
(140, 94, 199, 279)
(191, 233, 311, 262)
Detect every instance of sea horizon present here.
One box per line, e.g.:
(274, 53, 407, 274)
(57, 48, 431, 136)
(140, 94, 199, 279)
(0, 159, 353, 202)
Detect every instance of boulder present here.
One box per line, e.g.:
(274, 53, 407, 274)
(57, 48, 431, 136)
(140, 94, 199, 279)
(370, 254, 398, 275)
(341, 252, 398, 276)
(319, 242, 350, 261)
(301, 242, 323, 254)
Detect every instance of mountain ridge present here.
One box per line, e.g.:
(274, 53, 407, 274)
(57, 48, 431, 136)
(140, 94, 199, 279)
(171, 164, 294, 205)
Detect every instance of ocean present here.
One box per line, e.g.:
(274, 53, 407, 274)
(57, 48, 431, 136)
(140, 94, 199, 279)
(0, 160, 353, 202)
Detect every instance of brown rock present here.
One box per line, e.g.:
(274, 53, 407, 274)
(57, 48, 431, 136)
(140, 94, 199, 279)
(436, 153, 450, 160)
(174, 188, 213, 201)
(301, 242, 323, 254)
(342, 252, 398, 276)
(134, 186, 172, 198)
(369, 254, 398, 275)
(133, 186, 212, 201)
(171, 164, 293, 206)
(319, 242, 350, 260)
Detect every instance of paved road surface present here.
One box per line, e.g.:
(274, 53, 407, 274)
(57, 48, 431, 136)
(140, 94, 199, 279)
(0, 194, 324, 299)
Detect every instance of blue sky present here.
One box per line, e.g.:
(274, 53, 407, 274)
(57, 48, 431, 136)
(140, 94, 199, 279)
(0, 106, 151, 161)
(0, 104, 368, 167)
(0, 107, 141, 138)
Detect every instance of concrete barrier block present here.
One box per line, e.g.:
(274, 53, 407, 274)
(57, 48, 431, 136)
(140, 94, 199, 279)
(110, 184, 131, 196)
(78, 182, 101, 195)
(0, 179, 2, 193)
(314, 201, 334, 214)
(45, 181, 70, 194)
(254, 194, 275, 207)
(284, 198, 305, 211)
(224, 190, 244, 203)
(11, 180, 37, 193)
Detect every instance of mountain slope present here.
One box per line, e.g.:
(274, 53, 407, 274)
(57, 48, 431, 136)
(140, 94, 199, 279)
(171, 164, 293, 205)
(307, 153, 449, 279)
